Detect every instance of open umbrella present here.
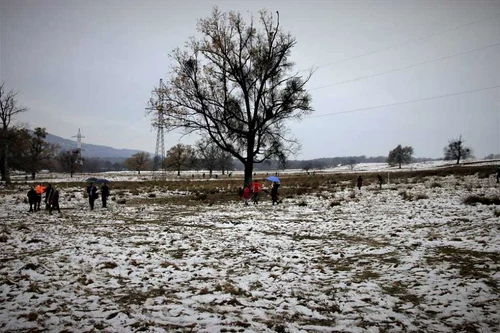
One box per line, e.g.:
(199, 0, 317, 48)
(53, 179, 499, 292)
(86, 177, 99, 183)
(95, 178, 110, 184)
(266, 175, 280, 183)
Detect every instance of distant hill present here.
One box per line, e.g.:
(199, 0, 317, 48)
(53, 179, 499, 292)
(44, 133, 151, 159)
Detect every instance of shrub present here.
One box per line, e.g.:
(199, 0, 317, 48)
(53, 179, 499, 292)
(297, 200, 307, 207)
(398, 190, 410, 201)
(296, 187, 309, 196)
(463, 195, 500, 206)
(430, 182, 442, 188)
(330, 200, 341, 207)
(415, 193, 429, 200)
(117, 199, 126, 204)
(148, 193, 156, 198)
(195, 193, 208, 201)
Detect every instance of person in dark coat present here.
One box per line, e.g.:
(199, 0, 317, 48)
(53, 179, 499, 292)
(377, 174, 383, 189)
(27, 186, 37, 212)
(357, 176, 363, 190)
(49, 187, 60, 214)
(44, 184, 53, 210)
(86, 182, 98, 210)
(101, 183, 110, 208)
(271, 182, 280, 205)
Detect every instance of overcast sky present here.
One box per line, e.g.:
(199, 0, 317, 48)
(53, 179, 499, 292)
(1, 0, 499, 160)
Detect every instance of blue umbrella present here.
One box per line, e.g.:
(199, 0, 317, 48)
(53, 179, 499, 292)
(86, 177, 99, 183)
(95, 178, 110, 184)
(266, 175, 280, 183)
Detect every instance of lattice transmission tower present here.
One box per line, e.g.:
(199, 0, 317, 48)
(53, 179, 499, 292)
(147, 79, 167, 181)
(71, 128, 85, 166)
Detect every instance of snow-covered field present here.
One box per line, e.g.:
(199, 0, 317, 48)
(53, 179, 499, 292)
(1, 168, 500, 332)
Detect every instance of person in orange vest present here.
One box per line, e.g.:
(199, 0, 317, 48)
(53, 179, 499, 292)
(251, 180, 262, 204)
(34, 183, 46, 211)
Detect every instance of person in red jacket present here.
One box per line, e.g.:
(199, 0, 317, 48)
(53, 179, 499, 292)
(251, 180, 262, 204)
(243, 186, 251, 206)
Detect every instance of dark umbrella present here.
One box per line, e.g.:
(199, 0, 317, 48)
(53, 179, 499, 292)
(86, 177, 99, 183)
(95, 178, 110, 184)
(266, 175, 280, 183)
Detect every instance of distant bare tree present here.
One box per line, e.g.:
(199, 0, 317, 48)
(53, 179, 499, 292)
(165, 144, 196, 176)
(218, 152, 234, 175)
(22, 128, 59, 179)
(302, 161, 313, 173)
(82, 157, 102, 173)
(347, 157, 357, 170)
(0, 83, 29, 183)
(124, 152, 150, 174)
(444, 135, 472, 164)
(196, 139, 221, 176)
(57, 149, 81, 177)
(387, 145, 414, 169)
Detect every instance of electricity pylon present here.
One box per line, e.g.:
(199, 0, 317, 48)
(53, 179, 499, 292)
(147, 79, 167, 181)
(71, 128, 85, 166)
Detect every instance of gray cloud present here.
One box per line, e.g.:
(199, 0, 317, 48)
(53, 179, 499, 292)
(1, 0, 499, 160)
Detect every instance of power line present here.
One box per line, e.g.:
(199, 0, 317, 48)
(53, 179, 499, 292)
(305, 85, 500, 119)
(300, 13, 500, 72)
(308, 42, 500, 91)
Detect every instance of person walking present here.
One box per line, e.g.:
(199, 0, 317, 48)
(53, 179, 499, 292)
(34, 183, 45, 211)
(44, 184, 53, 210)
(377, 174, 383, 189)
(86, 182, 98, 210)
(271, 182, 280, 205)
(357, 175, 363, 191)
(49, 187, 60, 215)
(27, 185, 37, 212)
(251, 180, 262, 204)
(242, 186, 251, 206)
(101, 183, 110, 208)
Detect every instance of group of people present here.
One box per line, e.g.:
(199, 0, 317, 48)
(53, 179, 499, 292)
(26, 181, 111, 213)
(238, 180, 280, 205)
(27, 183, 60, 214)
(86, 182, 110, 210)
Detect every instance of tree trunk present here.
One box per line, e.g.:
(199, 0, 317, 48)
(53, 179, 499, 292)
(244, 159, 253, 187)
(456, 155, 460, 164)
(2, 142, 10, 184)
(244, 135, 255, 187)
(31, 172, 35, 180)
(138, 169, 141, 174)
(398, 162, 402, 169)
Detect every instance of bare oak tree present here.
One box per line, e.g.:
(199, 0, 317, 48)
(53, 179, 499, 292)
(124, 152, 150, 174)
(0, 83, 29, 183)
(387, 145, 414, 169)
(148, 8, 313, 186)
(165, 144, 196, 176)
(444, 135, 472, 164)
